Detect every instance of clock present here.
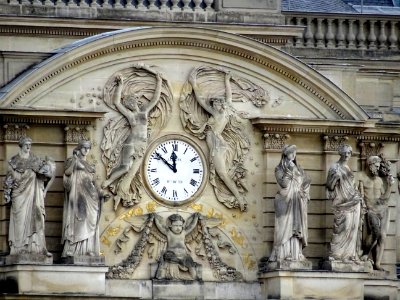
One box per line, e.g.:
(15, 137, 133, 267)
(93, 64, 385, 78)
(143, 135, 207, 206)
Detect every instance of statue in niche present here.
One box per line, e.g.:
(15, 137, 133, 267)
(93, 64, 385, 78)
(268, 145, 311, 267)
(106, 212, 242, 282)
(3, 137, 55, 259)
(357, 155, 394, 271)
(326, 144, 364, 263)
(62, 140, 103, 259)
(101, 64, 172, 210)
(180, 66, 263, 211)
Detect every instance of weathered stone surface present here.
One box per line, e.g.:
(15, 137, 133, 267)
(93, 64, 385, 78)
(5, 254, 53, 265)
(60, 255, 105, 266)
(322, 260, 373, 273)
(265, 260, 312, 271)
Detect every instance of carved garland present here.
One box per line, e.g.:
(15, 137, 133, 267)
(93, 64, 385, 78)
(7, 39, 349, 120)
(323, 135, 349, 151)
(263, 133, 290, 150)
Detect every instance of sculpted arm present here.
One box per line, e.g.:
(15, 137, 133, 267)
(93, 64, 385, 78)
(188, 74, 214, 115)
(154, 214, 168, 236)
(113, 75, 133, 121)
(144, 73, 162, 113)
(380, 177, 392, 201)
(275, 166, 292, 189)
(3, 166, 15, 204)
(326, 166, 339, 191)
(185, 213, 200, 234)
(225, 73, 232, 105)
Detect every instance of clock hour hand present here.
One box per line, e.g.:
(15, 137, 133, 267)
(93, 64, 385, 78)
(155, 152, 177, 173)
(170, 151, 177, 170)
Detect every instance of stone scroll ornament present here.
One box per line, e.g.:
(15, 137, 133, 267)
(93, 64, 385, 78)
(106, 213, 242, 281)
(179, 66, 267, 211)
(3, 137, 55, 258)
(101, 64, 172, 210)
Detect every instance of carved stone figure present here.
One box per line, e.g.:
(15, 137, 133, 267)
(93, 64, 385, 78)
(326, 145, 364, 264)
(3, 137, 55, 261)
(154, 213, 201, 280)
(268, 145, 311, 269)
(101, 64, 172, 210)
(62, 140, 102, 260)
(357, 155, 394, 271)
(180, 66, 255, 211)
(107, 212, 242, 281)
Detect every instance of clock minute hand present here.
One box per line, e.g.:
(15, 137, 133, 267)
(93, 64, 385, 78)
(155, 152, 176, 173)
(170, 152, 177, 171)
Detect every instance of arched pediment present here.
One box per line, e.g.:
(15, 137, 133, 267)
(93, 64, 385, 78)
(0, 26, 369, 122)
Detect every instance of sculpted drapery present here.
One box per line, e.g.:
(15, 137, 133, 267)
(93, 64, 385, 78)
(4, 137, 54, 256)
(269, 145, 310, 262)
(326, 144, 363, 262)
(62, 140, 101, 257)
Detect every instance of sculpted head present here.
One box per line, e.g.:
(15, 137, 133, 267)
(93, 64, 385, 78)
(124, 94, 141, 111)
(18, 136, 32, 154)
(367, 156, 381, 176)
(74, 140, 92, 157)
(283, 144, 297, 162)
(338, 144, 352, 162)
(210, 97, 226, 112)
(167, 214, 185, 234)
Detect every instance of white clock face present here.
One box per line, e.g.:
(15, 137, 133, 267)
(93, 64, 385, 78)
(144, 137, 206, 205)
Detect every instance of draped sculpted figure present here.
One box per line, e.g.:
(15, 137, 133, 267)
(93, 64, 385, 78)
(180, 66, 266, 211)
(269, 145, 311, 265)
(101, 64, 172, 210)
(62, 140, 102, 258)
(326, 144, 363, 263)
(3, 137, 55, 258)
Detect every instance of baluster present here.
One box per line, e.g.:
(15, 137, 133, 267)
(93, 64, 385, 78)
(148, 0, 157, 9)
(181, 0, 190, 10)
(21, 0, 31, 5)
(8, 0, 20, 5)
(113, 0, 123, 8)
(336, 19, 345, 49)
(357, 20, 366, 49)
(368, 20, 377, 49)
(326, 19, 335, 48)
(170, 0, 179, 10)
(295, 17, 304, 47)
(347, 19, 356, 49)
(91, 0, 100, 8)
(137, 0, 146, 9)
(378, 20, 387, 49)
(204, 0, 213, 11)
(193, 0, 201, 10)
(68, 0, 78, 7)
(305, 18, 314, 47)
(33, 0, 42, 5)
(315, 18, 325, 48)
(126, 0, 137, 9)
(102, 0, 112, 8)
(388, 21, 398, 50)
(80, 0, 90, 8)
(159, 0, 167, 9)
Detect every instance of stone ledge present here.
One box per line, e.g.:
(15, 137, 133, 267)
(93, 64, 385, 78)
(0, 264, 109, 295)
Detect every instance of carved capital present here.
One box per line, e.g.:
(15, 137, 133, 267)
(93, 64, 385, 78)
(263, 133, 289, 150)
(64, 126, 89, 143)
(3, 123, 30, 141)
(323, 135, 348, 152)
(358, 141, 384, 159)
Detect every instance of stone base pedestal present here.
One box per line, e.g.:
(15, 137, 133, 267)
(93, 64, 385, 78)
(266, 260, 312, 271)
(0, 264, 108, 295)
(322, 260, 373, 272)
(60, 255, 105, 266)
(259, 270, 366, 299)
(5, 254, 53, 265)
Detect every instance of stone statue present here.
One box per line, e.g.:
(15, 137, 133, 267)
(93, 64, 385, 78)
(357, 155, 394, 271)
(268, 144, 311, 269)
(101, 64, 172, 210)
(326, 145, 364, 264)
(154, 213, 201, 280)
(180, 66, 252, 211)
(3, 137, 55, 260)
(107, 212, 242, 281)
(62, 140, 103, 260)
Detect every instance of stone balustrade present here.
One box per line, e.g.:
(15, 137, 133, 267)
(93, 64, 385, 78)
(284, 13, 399, 51)
(3, 0, 215, 11)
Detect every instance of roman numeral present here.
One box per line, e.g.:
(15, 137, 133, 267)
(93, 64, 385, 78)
(184, 147, 188, 154)
(190, 179, 197, 186)
(161, 186, 167, 195)
(172, 143, 178, 151)
(193, 169, 200, 174)
(161, 146, 167, 153)
(152, 178, 160, 186)
(149, 168, 157, 172)
(190, 156, 198, 162)
(172, 190, 178, 198)
(184, 188, 188, 194)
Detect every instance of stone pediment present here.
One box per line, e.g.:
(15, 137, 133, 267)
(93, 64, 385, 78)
(0, 27, 368, 124)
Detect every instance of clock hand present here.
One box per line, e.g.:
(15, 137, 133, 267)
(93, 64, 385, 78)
(155, 152, 176, 173)
(170, 152, 177, 171)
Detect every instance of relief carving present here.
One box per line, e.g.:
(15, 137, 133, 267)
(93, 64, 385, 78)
(263, 133, 289, 150)
(106, 212, 241, 281)
(101, 64, 172, 210)
(64, 126, 90, 143)
(3, 124, 30, 141)
(357, 155, 394, 271)
(3, 137, 55, 262)
(180, 66, 256, 211)
(358, 141, 384, 159)
(323, 135, 349, 152)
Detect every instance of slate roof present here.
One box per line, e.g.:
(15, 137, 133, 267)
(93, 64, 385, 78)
(342, 0, 394, 6)
(281, 0, 357, 13)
